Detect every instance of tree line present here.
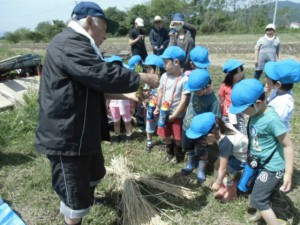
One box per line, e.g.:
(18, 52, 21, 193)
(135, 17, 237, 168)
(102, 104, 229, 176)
(4, 0, 296, 43)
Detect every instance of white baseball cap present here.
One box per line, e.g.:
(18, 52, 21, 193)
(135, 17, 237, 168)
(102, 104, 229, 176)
(135, 17, 144, 27)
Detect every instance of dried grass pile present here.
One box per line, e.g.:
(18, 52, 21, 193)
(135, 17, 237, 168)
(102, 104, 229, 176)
(106, 156, 197, 225)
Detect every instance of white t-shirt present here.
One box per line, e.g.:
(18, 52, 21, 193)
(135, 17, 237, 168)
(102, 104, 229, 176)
(217, 123, 248, 163)
(159, 72, 189, 117)
(267, 89, 294, 131)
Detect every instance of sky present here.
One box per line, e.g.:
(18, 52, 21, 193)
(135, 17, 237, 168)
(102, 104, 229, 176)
(0, 0, 148, 33)
(0, 0, 300, 33)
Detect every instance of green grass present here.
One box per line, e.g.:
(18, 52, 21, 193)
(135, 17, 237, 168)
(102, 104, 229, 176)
(0, 37, 300, 225)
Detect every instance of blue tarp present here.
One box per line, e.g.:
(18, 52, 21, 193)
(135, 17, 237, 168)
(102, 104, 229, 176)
(0, 203, 26, 225)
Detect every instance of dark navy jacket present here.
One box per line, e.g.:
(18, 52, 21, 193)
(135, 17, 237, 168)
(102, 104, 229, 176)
(35, 27, 140, 156)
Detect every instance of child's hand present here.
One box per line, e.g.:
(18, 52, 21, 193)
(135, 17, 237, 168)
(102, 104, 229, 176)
(211, 182, 221, 191)
(168, 115, 175, 122)
(154, 107, 160, 116)
(280, 173, 292, 192)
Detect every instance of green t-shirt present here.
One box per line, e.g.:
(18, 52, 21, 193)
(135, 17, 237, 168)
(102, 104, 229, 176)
(183, 91, 221, 131)
(249, 106, 287, 172)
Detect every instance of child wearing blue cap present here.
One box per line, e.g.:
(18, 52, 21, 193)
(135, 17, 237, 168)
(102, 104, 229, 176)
(186, 112, 247, 201)
(127, 55, 146, 132)
(219, 59, 247, 135)
(142, 54, 165, 152)
(183, 46, 210, 77)
(230, 78, 294, 225)
(156, 46, 189, 163)
(128, 55, 142, 70)
(106, 55, 133, 144)
(264, 59, 300, 131)
(181, 69, 221, 182)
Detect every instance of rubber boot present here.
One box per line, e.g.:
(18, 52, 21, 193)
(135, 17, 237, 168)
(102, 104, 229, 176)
(163, 143, 174, 163)
(181, 151, 198, 175)
(214, 184, 227, 199)
(171, 146, 184, 164)
(197, 160, 207, 182)
(222, 180, 238, 202)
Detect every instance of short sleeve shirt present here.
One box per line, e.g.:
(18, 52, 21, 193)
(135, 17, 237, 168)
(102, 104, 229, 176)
(249, 107, 287, 172)
(183, 91, 221, 131)
(159, 72, 189, 118)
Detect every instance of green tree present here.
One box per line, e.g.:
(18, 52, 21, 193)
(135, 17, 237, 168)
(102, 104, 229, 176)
(104, 7, 127, 35)
(35, 21, 53, 39)
(35, 20, 66, 41)
(127, 4, 152, 33)
(4, 32, 21, 43)
(26, 31, 45, 43)
(50, 20, 66, 38)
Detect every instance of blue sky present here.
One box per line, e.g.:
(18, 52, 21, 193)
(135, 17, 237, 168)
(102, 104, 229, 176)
(0, 0, 299, 33)
(0, 0, 148, 33)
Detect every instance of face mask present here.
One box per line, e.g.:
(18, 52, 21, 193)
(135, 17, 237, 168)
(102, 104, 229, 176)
(174, 25, 183, 31)
(253, 103, 258, 112)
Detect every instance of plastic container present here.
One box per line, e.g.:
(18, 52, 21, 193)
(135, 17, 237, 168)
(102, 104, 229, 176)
(146, 99, 156, 121)
(157, 102, 170, 127)
(237, 163, 262, 193)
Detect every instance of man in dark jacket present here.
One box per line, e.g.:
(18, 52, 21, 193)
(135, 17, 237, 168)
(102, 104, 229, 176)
(149, 16, 169, 55)
(34, 2, 159, 225)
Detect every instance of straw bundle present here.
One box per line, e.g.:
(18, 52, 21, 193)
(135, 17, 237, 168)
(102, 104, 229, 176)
(106, 156, 196, 225)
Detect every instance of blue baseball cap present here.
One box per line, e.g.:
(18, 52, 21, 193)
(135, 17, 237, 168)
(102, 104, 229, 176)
(71, 1, 119, 33)
(128, 55, 142, 70)
(105, 55, 123, 63)
(143, 54, 164, 69)
(172, 13, 185, 22)
(160, 46, 186, 61)
(264, 59, 300, 84)
(184, 69, 210, 92)
(186, 112, 216, 139)
(223, 59, 244, 74)
(190, 46, 210, 69)
(229, 79, 264, 114)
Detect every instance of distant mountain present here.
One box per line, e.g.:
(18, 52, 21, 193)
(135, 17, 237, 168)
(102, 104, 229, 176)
(268, 1, 300, 23)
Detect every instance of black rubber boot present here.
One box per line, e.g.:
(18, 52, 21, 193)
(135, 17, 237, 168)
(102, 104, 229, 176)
(163, 143, 174, 163)
(171, 145, 184, 163)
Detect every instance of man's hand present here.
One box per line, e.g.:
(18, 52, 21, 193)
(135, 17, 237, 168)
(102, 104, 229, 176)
(139, 73, 159, 88)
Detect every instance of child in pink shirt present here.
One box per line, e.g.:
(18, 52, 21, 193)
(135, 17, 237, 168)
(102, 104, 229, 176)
(219, 59, 247, 135)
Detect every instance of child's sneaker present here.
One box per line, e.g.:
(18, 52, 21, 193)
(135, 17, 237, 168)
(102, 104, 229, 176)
(125, 134, 132, 144)
(245, 207, 262, 223)
(164, 154, 174, 163)
(276, 219, 287, 225)
(144, 141, 153, 153)
(112, 135, 121, 144)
